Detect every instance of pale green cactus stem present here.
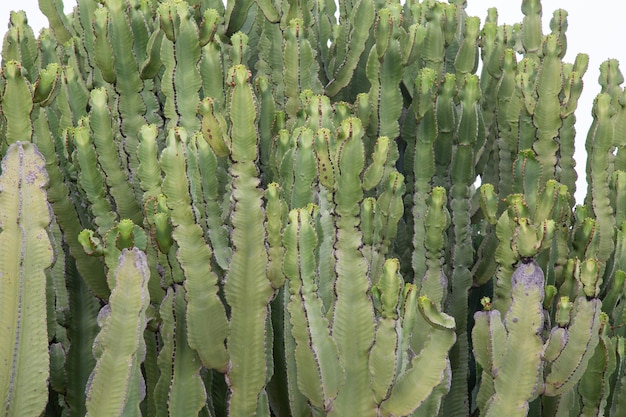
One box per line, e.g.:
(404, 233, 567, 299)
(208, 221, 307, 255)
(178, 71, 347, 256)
(420, 186, 449, 305)
(158, 0, 202, 133)
(586, 93, 617, 269)
(490, 150, 557, 313)
(224, 65, 275, 416)
(609, 222, 626, 284)
(536, 180, 571, 286)
(1, 61, 33, 149)
(59, 293, 96, 416)
(329, 117, 376, 416)
(38, 0, 73, 44)
(613, 174, 626, 234)
(36, 28, 58, 70)
(515, 58, 538, 153)
(32, 108, 109, 300)
(56, 64, 89, 132)
(88, 88, 143, 225)
(401, 23, 426, 81)
(378, 295, 456, 416)
(0, 142, 54, 417)
(84, 248, 150, 417)
(495, 48, 520, 202)
(72, 121, 117, 238)
(196, 134, 232, 270)
(92, 7, 116, 84)
(200, 97, 231, 158)
(445, 73, 482, 416)
(311, 129, 338, 310)
(1, 12, 38, 82)
(72, 0, 98, 82)
(410, 68, 438, 287)
(454, 16, 480, 85)
(597, 59, 623, 100)
(521, 0, 542, 58)
(571, 208, 600, 262)
(421, 2, 445, 78)
(543, 295, 602, 396)
(224, 0, 253, 36)
(303, 93, 336, 132)
(77, 219, 148, 291)
(477, 8, 498, 93)
(137, 124, 162, 200)
(363, 171, 406, 283)
(145, 194, 186, 288)
(370, 259, 404, 404)
(99, 0, 148, 199)
(230, 26, 251, 68)
(366, 7, 403, 143)
(473, 260, 545, 417)
(32, 63, 62, 108)
(284, 18, 323, 118)
(277, 127, 318, 209)
(141, 27, 165, 81)
(533, 34, 564, 186)
(578, 313, 617, 415)
(154, 286, 207, 417)
(325, 0, 374, 97)
(548, 9, 567, 58)
(442, 3, 459, 52)
(283, 208, 344, 412)
(372, 260, 455, 416)
(45, 216, 69, 344)
(433, 73, 455, 189)
(266, 183, 286, 290)
(471, 297, 503, 412)
(557, 54, 587, 196)
(256, 76, 277, 178)
(256, 18, 284, 107)
(159, 127, 230, 372)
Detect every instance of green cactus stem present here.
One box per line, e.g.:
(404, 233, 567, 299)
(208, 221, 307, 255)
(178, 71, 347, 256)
(224, 65, 275, 416)
(283, 208, 344, 412)
(0, 142, 54, 417)
(473, 260, 545, 416)
(84, 248, 150, 417)
(160, 127, 230, 372)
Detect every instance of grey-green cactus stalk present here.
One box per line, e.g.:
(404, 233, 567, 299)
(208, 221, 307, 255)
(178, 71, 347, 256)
(0, 142, 53, 417)
(6, 0, 626, 416)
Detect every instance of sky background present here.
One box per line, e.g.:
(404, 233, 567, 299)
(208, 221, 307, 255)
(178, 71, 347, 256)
(0, 0, 624, 203)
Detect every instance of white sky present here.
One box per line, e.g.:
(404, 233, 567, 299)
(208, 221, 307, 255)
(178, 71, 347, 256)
(0, 0, 623, 203)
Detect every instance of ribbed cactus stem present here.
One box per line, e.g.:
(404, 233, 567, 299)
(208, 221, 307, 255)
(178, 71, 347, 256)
(0, 142, 54, 417)
(1, 61, 33, 148)
(84, 248, 150, 417)
(475, 260, 545, 416)
(329, 118, 376, 416)
(224, 65, 275, 416)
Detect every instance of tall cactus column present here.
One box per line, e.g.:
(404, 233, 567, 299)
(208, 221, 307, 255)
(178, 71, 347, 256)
(0, 142, 54, 417)
(473, 260, 545, 416)
(329, 118, 377, 417)
(224, 65, 276, 416)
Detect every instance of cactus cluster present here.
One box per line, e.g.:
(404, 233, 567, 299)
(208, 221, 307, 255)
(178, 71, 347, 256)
(2, 0, 626, 416)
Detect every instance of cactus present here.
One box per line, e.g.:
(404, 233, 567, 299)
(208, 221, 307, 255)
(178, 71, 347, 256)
(0, 142, 54, 417)
(5, 0, 626, 416)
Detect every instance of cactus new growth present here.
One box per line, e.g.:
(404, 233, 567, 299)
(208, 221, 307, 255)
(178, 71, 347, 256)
(2, 0, 626, 416)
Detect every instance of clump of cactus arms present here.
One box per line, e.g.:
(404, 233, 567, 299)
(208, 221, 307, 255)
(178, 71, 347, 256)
(4, 0, 626, 415)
